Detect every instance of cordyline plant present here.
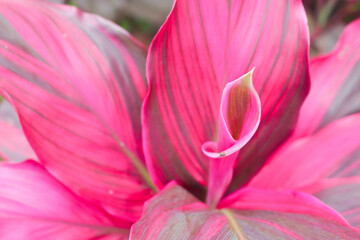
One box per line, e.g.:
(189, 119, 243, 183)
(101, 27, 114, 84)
(0, 0, 360, 239)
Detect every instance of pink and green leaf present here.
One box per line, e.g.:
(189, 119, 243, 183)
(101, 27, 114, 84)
(0, 161, 129, 239)
(143, 0, 310, 198)
(250, 113, 360, 190)
(293, 18, 360, 139)
(300, 178, 360, 228)
(130, 183, 360, 239)
(0, 0, 154, 223)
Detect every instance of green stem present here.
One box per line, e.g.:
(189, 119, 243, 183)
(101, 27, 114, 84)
(221, 209, 247, 240)
(96, 115, 158, 193)
(118, 138, 158, 192)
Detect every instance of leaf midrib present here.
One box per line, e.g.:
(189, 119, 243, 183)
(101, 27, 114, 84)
(221, 208, 247, 240)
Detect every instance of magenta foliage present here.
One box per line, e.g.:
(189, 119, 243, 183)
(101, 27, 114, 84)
(0, 0, 360, 239)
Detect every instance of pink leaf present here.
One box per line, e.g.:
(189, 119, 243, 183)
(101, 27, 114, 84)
(130, 183, 360, 239)
(0, 161, 129, 239)
(0, 100, 37, 162)
(293, 18, 360, 139)
(300, 178, 360, 228)
(143, 0, 310, 198)
(0, 0, 154, 223)
(202, 70, 261, 208)
(250, 113, 360, 190)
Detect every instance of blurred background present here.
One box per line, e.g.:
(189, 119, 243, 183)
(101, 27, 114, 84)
(62, 0, 174, 46)
(59, 0, 360, 56)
